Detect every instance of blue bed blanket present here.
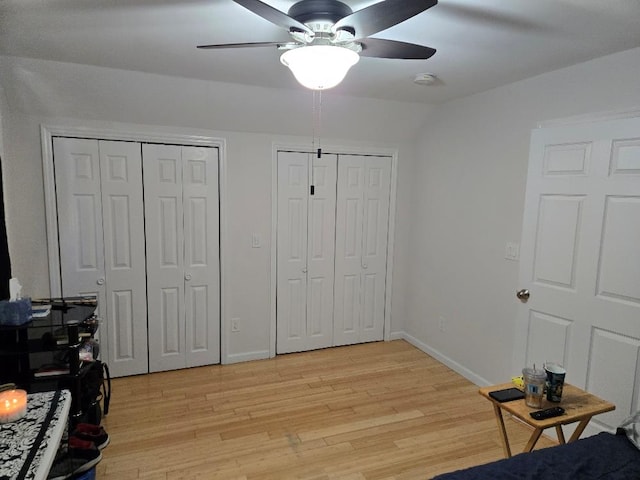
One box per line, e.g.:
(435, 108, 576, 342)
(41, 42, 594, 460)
(432, 432, 640, 479)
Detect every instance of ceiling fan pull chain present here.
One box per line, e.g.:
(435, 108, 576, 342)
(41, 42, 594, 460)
(312, 91, 316, 189)
(317, 90, 322, 159)
(311, 90, 317, 155)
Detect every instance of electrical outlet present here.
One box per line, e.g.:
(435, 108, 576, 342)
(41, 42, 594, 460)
(438, 316, 446, 332)
(231, 318, 240, 332)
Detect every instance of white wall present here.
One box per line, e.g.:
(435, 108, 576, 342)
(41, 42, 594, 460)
(0, 85, 11, 285)
(0, 56, 425, 362)
(0, 86, 5, 159)
(6, 47, 639, 380)
(405, 46, 640, 385)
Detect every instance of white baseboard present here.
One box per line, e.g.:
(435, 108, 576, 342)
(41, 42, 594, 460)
(399, 332, 491, 387)
(224, 350, 270, 365)
(388, 330, 405, 341)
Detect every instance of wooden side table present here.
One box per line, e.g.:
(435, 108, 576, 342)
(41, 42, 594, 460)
(479, 382, 615, 458)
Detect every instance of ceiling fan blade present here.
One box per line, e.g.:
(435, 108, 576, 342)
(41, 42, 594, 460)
(233, 0, 313, 35)
(333, 0, 437, 39)
(436, 3, 544, 32)
(197, 41, 290, 50)
(358, 38, 436, 59)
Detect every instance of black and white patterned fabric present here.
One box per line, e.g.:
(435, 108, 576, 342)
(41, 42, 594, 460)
(0, 390, 71, 480)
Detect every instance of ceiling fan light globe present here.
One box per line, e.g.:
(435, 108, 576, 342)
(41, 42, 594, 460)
(280, 45, 359, 90)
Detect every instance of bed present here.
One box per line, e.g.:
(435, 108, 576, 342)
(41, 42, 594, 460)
(432, 413, 640, 479)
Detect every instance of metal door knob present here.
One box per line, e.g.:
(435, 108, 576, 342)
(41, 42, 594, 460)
(185, 274, 192, 281)
(362, 264, 368, 269)
(302, 267, 308, 273)
(96, 278, 105, 285)
(516, 289, 530, 302)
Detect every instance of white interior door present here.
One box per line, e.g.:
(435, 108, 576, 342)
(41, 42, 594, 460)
(54, 138, 148, 377)
(98, 141, 148, 377)
(54, 138, 106, 315)
(144, 144, 185, 373)
(182, 146, 220, 367)
(334, 155, 391, 346)
(516, 115, 640, 431)
(144, 144, 220, 372)
(276, 151, 337, 353)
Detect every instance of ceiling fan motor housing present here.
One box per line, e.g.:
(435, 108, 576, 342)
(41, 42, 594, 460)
(288, 0, 353, 25)
(198, 0, 438, 63)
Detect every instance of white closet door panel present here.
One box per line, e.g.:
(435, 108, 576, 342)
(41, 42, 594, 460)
(143, 144, 186, 373)
(160, 287, 181, 353)
(53, 138, 106, 303)
(360, 157, 391, 342)
(334, 155, 391, 345)
(306, 153, 337, 350)
(340, 274, 359, 334)
(98, 140, 148, 377)
(277, 152, 310, 353)
(334, 157, 365, 346)
(97, 141, 147, 375)
(182, 146, 220, 367)
(53, 138, 108, 374)
(277, 152, 337, 353)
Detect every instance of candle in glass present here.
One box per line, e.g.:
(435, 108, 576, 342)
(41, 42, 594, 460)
(0, 389, 27, 423)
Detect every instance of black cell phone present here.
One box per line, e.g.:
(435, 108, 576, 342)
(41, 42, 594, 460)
(489, 387, 525, 402)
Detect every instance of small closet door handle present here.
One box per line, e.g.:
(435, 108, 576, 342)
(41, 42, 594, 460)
(185, 274, 192, 281)
(96, 277, 105, 285)
(362, 264, 368, 269)
(516, 289, 530, 302)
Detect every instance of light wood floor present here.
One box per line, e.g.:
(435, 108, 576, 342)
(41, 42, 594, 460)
(97, 340, 555, 479)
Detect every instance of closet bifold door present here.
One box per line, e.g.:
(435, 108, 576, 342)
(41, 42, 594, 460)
(333, 155, 391, 346)
(143, 144, 220, 373)
(276, 151, 337, 354)
(53, 138, 148, 377)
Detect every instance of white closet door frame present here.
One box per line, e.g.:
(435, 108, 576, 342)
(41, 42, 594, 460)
(270, 143, 399, 358)
(40, 124, 231, 363)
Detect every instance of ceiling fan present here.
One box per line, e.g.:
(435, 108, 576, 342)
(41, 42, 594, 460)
(197, 0, 438, 90)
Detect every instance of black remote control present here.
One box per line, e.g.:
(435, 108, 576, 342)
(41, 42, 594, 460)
(530, 407, 565, 420)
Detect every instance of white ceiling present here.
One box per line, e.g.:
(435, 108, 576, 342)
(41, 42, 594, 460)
(1, 0, 640, 104)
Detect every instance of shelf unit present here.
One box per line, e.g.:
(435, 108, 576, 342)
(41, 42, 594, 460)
(0, 297, 100, 422)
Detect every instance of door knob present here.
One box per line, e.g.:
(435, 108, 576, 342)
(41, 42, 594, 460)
(516, 289, 530, 303)
(362, 263, 368, 269)
(302, 267, 308, 274)
(185, 274, 192, 281)
(96, 277, 105, 285)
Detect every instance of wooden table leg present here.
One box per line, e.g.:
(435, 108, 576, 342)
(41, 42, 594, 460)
(568, 417, 592, 442)
(492, 404, 512, 458)
(523, 428, 543, 453)
(555, 425, 566, 444)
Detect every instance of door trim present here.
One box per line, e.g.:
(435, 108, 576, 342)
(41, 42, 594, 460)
(536, 107, 640, 129)
(40, 123, 230, 363)
(270, 142, 399, 358)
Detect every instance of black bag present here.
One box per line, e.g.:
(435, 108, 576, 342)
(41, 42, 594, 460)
(80, 360, 111, 425)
